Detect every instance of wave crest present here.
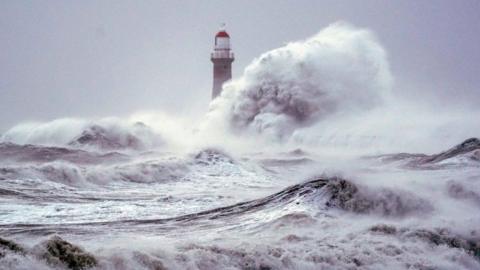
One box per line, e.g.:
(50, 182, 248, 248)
(208, 23, 392, 139)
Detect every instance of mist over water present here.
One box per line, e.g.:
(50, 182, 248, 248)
(1, 23, 480, 270)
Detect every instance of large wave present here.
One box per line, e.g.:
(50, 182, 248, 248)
(200, 22, 479, 154)
(0, 118, 163, 152)
(207, 22, 392, 139)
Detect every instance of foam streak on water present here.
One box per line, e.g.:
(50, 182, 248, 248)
(0, 136, 479, 270)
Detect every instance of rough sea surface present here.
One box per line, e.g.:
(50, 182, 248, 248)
(1, 132, 479, 270)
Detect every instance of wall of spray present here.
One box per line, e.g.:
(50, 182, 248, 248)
(1, 22, 479, 155)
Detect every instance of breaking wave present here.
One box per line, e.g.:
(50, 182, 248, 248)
(0, 177, 432, 231)
(1, 176, 478, 270)
(0, 145, 246, 187)
(373, 137, 480, 169)
(0, 118, 163, 152)
(207, 22, 392, 139)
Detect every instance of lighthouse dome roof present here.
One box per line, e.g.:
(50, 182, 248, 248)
(216, 31, 230, 38)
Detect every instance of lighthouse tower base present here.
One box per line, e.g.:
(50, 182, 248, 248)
(212, 58, 234, 99)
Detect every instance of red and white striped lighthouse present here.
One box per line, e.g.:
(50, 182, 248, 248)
(211, 25, 234, 99)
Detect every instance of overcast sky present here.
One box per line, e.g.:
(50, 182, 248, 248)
(1, 0, 479, 131)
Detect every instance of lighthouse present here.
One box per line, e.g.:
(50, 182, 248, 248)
(211, 25, 234, 99)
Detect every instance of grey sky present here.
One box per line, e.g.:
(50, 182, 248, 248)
(1, 0, 479, 131)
